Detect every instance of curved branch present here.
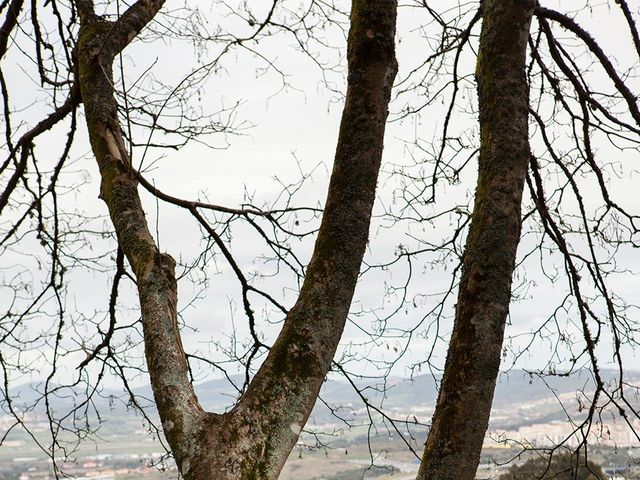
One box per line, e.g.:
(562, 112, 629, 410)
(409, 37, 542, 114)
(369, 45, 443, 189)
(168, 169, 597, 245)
(536, 6, 640, 127)
(0, 0, 23, 59)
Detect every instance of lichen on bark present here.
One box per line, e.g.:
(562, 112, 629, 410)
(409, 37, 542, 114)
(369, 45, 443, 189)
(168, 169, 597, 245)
(416, 1, 536, 479)
(185, 1, 398, 477)
(75, 0, 398, 478)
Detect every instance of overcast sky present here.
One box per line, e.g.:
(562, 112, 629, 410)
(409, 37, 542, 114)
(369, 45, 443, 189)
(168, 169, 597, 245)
(1, 0, 640, 398)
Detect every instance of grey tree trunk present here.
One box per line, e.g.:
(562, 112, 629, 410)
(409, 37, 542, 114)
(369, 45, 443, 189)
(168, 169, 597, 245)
(416, 1, 535, 479)
(75, 0, 397, 478)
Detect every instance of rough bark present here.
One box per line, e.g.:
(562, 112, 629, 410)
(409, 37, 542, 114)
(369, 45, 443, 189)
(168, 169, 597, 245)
(75, 0, 397, 478)
(76, 0, 205, 469)
(188, 1, 398, 477)
(416, 1, 535, 479)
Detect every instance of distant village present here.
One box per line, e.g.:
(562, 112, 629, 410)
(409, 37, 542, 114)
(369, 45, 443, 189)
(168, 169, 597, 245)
(3, 402, 640, 480)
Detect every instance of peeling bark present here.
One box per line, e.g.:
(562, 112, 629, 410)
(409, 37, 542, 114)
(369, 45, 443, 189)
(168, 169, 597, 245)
(416, 1, 535, 479)
(75, 0, 397, 478)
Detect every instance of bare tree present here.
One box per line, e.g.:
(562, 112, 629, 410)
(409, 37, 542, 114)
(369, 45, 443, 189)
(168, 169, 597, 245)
(3, 0, 640, 479)
(2, 0, 397, 478)
(381, 1, 640, 479)
(416, 1, 536, 478)
(75, 0, 396, 478)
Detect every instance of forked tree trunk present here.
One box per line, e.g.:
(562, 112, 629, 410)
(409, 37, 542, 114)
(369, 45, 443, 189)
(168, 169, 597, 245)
(75, 0, 397, 478)
(416, 1, 535, 479)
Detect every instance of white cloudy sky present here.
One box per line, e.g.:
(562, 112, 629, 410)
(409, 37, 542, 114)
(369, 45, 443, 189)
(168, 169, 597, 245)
(1, 0, 640, 398)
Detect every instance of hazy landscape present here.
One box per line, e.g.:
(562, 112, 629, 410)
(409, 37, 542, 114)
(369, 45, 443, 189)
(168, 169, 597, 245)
(2, 369, 640, 479)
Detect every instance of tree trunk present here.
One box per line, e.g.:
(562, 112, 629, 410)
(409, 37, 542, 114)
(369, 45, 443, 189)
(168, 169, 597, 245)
(416, 1, 535, 479)
(75, 0, 397, 478)
(187, 1, 397, 477)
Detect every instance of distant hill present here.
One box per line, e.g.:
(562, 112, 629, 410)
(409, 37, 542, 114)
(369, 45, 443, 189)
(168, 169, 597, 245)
(4, 368, 639, 429)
